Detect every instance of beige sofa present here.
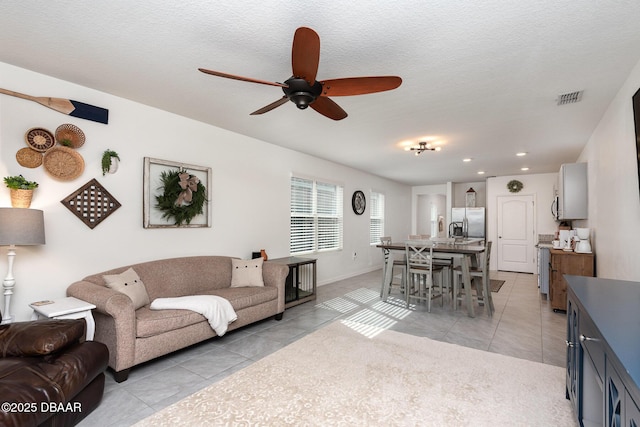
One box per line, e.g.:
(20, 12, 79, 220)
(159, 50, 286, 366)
(67, 256, 288, 382)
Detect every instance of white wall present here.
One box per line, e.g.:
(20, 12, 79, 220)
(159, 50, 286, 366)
(451, 181, 486, 208)
(575, 57, 640, 281)
(0, 62, 411, 321)
(416, 194, 446, 237)
(486, 173, 558, 271)
(411, 184, 447, 235)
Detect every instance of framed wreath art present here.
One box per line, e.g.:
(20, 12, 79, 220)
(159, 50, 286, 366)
(507, 179, 524, 193)
(143, 158, 212, 228)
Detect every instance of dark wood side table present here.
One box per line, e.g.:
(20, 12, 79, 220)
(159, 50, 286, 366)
(268, 257, 317, 308)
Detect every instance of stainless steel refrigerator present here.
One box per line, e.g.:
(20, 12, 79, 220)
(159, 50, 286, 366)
(451, 207, 486, 238)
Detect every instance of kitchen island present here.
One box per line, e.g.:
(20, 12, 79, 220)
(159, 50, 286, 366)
(566, 275, 640, 426)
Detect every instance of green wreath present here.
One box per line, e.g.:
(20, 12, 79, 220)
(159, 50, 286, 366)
(507, 179, 523, 193)
(155, 169, 207, 226)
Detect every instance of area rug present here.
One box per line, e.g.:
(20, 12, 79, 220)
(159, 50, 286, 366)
(135, 321, 574, 426)
(491, 279, 505, 292)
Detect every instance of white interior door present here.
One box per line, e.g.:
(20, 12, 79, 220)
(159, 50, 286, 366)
(497, 195, 535, 273)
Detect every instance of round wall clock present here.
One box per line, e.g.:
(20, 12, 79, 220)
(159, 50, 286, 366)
(352, 190, 366, 215)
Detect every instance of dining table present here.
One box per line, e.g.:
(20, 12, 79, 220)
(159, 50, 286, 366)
(377, 239, 485, 317)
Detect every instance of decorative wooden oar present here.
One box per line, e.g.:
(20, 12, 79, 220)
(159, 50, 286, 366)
(0, 88, 109, 124)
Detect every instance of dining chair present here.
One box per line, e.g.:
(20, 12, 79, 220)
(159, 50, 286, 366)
(408, 234, 422, 240)
(429, 237, 455, 305)
(404, 240, 445, 311)
(380, 236, 406, 296)
(453, 241, 494, 316)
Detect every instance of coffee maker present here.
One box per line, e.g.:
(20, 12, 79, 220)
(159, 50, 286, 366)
(449, 221, 464, 238)
(575, 228, 592, 253)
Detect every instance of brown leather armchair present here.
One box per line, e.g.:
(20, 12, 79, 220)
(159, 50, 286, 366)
(0, 318, 109, 427)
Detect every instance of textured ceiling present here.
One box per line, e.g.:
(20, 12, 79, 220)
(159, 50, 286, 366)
(2, 1, 640, 185)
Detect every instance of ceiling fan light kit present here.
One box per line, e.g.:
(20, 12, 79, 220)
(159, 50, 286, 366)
(199, 27, 402, 120)
(283, 78, 323, 110)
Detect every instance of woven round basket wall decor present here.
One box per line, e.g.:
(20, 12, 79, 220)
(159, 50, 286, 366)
(25, 127, 55, 152)
(16, 147, 43, 168)
(55, 123, 85, 148)
(43, 146, 85, 181)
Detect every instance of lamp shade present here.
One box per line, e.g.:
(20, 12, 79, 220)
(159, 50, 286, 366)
(0, 208, 45, 246)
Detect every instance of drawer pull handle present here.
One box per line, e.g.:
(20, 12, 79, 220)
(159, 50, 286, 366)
(579, 334, 597, 342)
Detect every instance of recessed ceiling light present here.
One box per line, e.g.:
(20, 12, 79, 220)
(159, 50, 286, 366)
(521, 167, 529, 171)
(477, 171, 485, 175)
(463, 158, 472, 162)
(516, 152, 527, 157)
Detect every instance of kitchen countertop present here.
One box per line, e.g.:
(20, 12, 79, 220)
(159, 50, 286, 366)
(536, 241, 553, 249)
(536, 242, 554, 249)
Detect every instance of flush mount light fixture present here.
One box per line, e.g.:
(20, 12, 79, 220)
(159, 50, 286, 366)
(463, 158, 472, 162)
(516, 152, 527, 157)
(405, 141, 441, 156)
(521, 167, 530, 171)
(477, 171, 485, 175)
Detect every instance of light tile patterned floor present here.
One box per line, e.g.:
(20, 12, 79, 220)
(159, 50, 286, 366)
(79, 270, 566, 426)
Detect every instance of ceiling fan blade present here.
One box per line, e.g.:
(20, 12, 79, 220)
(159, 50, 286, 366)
(291, 27, 320, 85)
(310, 96, 348, 121)
(198, 68, 287, 88)
(250, 96, 289, 115)
(321, 76, 402, 96)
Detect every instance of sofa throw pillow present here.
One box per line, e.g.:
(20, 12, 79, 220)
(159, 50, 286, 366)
(103, 267, 150, 309)
(230, 258, 264, 287)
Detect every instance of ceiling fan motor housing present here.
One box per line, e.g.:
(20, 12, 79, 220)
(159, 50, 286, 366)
(283, 77, 323, 109)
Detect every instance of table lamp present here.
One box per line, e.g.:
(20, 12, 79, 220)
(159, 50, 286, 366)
(0, 208, 45, 324)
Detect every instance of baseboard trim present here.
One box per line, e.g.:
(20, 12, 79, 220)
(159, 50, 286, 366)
(317, 266, 381, 287)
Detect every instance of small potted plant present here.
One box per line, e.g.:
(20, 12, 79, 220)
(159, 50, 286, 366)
(101, 149, 120, 175)
(3, 175, 39, 208)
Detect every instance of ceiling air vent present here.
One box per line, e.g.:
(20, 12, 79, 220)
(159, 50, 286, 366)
(557, 90, 583, 106)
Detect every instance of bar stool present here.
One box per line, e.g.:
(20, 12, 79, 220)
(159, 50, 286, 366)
(380, 237, 406, 296)
(405, 240, 445, 311)
(453, 241, 494, 316)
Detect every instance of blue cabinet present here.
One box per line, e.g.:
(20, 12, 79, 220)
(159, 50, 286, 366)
(606, 359, 624, 427)
(625, 393, 640, 427)
(566, 276, 640, 427)
(566, 298, 580, 404)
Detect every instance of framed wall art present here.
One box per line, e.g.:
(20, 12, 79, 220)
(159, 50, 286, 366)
(143, 157, 212, 228)
(632, 88, 640, 199)
(61, 178, 121, 229)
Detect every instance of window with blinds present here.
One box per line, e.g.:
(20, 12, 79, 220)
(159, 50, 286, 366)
(369, 191, 385, 244)
(290, 176, 343, 254)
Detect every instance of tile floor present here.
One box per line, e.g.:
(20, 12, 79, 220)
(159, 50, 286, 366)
(79, 269, 567, 426)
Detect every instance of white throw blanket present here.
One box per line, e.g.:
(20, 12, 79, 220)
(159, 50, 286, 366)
(150, 295, 238, 336)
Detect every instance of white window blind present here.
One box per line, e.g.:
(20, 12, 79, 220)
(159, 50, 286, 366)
(369, 191, 385, 244)
(290, 176, 343, 254)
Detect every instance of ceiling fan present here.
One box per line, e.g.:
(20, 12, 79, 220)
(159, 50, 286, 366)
(198, 27, 402, 120)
